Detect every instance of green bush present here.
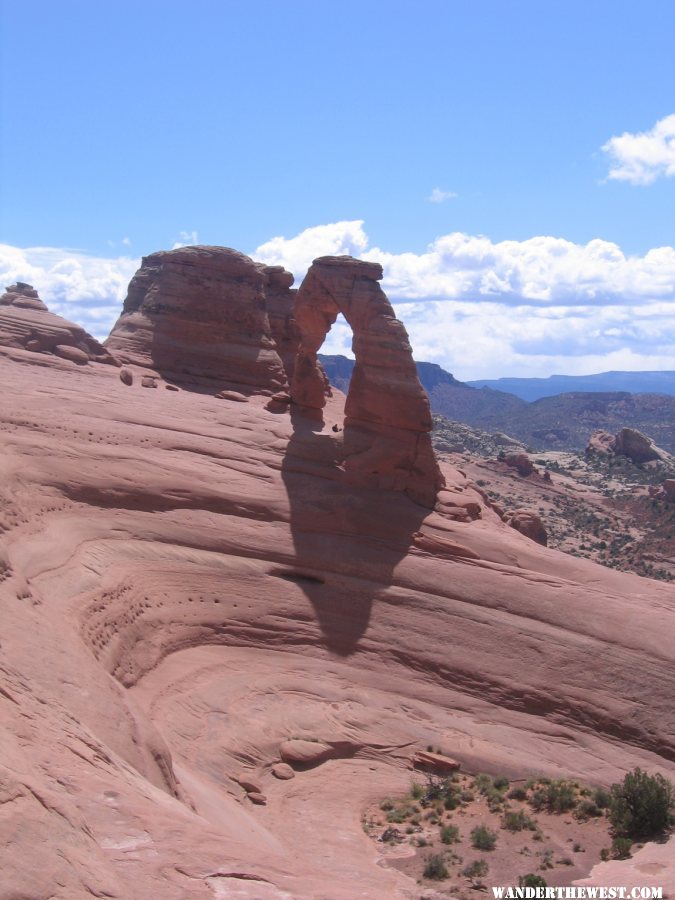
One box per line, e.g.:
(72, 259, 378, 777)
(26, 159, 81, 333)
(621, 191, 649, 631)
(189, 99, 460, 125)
(530, 779, 576, 813)
(440, 824, 460, 844)
(462, 859, 489, 879)
(576, 799, 601, 820)
(519, 874, 547, 889)
(474, 774, 493, 794)
(423, 854, 449, 880)
(493, 776, 510, 791)
(503, 810, 537, 832)
(593, 787, 611, 809)
(410, 781, 424, 800)
(545, 780, 577, 813)
(611, 836, 633, 859)
(609, 768, 673, 838)
(471, 825, 497, 850)
(508, 786, 528, 801)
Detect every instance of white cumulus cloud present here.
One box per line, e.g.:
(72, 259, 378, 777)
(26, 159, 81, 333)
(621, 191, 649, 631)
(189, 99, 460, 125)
(255, 220, 369, 276)
(427, 188, 457, 203)
(602, 114, 675, 185)
(3, 221, 675, 379)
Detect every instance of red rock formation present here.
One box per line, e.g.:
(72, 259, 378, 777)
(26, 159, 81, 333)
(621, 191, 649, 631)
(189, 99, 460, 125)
(412, 750, 460, 774)
(503, 452, 536, 476)
(663, 479, 675, 503)
(587, 427, 670, 464)
(2, 345, 675, 897)
(263, 265, 300, 381)
(587, 429, 616, 454)
(290, 256, 445, 507)
(0, 282, 117, 365)
(105, 246, 290, 394)
(508, 508, 548, 546)
(615, 427, 668, 464)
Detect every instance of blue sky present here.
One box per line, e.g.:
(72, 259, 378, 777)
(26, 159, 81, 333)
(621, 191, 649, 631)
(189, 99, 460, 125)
(1, 0, 674, 379)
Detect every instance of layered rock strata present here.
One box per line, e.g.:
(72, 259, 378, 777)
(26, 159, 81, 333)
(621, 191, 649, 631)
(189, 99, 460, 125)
(0, 282, 117, 365)
(105, 246, 290, 394)
(290, 256, 444, 506)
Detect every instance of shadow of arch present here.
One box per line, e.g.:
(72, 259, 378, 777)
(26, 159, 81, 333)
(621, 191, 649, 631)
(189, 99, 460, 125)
(280, 406, 429, 655)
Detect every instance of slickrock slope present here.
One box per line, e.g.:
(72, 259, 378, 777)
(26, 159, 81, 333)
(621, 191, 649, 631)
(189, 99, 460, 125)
(291, 256, 444, 506)
(1, 257, 674, 898)
(105, 246, 290, 394)
(0, 282, 117, 365)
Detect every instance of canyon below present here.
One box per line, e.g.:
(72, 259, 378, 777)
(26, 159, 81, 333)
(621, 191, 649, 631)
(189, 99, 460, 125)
(1, 247, 674, 899)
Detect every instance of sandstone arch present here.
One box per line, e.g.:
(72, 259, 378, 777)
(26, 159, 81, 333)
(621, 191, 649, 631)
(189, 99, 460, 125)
(290, 256, 445, 507)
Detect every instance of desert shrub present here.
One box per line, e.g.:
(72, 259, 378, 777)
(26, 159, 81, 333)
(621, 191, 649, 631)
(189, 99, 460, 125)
(600, 848, 610, 861)
(611, 836, 633, 859)
(531, 779, 576, 813)
(508, 786, 528, 801)
(540, 849, 554, 870)
(471, 825, 497, 850)
(410, 781, 425, 800)
(576, 799, 601, 820)
(493, 776, 510, 791)
(381, 826, 400, 843)
(387, 804, 416, 823)
(503, 810, 537, 832)
(444, 791, 461, 810)
(462, 859, 489, 879)
(423, 854, 449, 880)
(380, 797, 395, 811)
(486, 786, 506, 809)
(545, 779, 577, 813)
(440, 824, 460, 844)
(519, 874, 547, 889)
(473, 774, 493, 794)
(609, 768, 673, 838)
(593, 787, 611, 809)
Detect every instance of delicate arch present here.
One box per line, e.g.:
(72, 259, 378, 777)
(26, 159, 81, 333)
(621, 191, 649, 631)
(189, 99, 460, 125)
(290, 256, 444, 507)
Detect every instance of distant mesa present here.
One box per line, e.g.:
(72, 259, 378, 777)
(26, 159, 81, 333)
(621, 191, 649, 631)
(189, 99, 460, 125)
(0, 282, 118, 366)
(104, 246, 296, 395)
(290, 255, 445, 507)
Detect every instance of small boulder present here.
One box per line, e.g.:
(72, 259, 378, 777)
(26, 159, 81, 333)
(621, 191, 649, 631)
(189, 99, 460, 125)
(247, 792, 267, 805)
(503, 453, 535, 476)
(141, 375, 158, 389)
(54, 345, 89, 365)
(165, 384, 180, 391)
(271, 763, 295, 780)
(235, 774, 263, 794)
(508, 509, 548, 546)
(215, 390, 247, 402)
(279, 739, 332, 766)
(119, 367, 133, 386)
(412, 750, 460, 775)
